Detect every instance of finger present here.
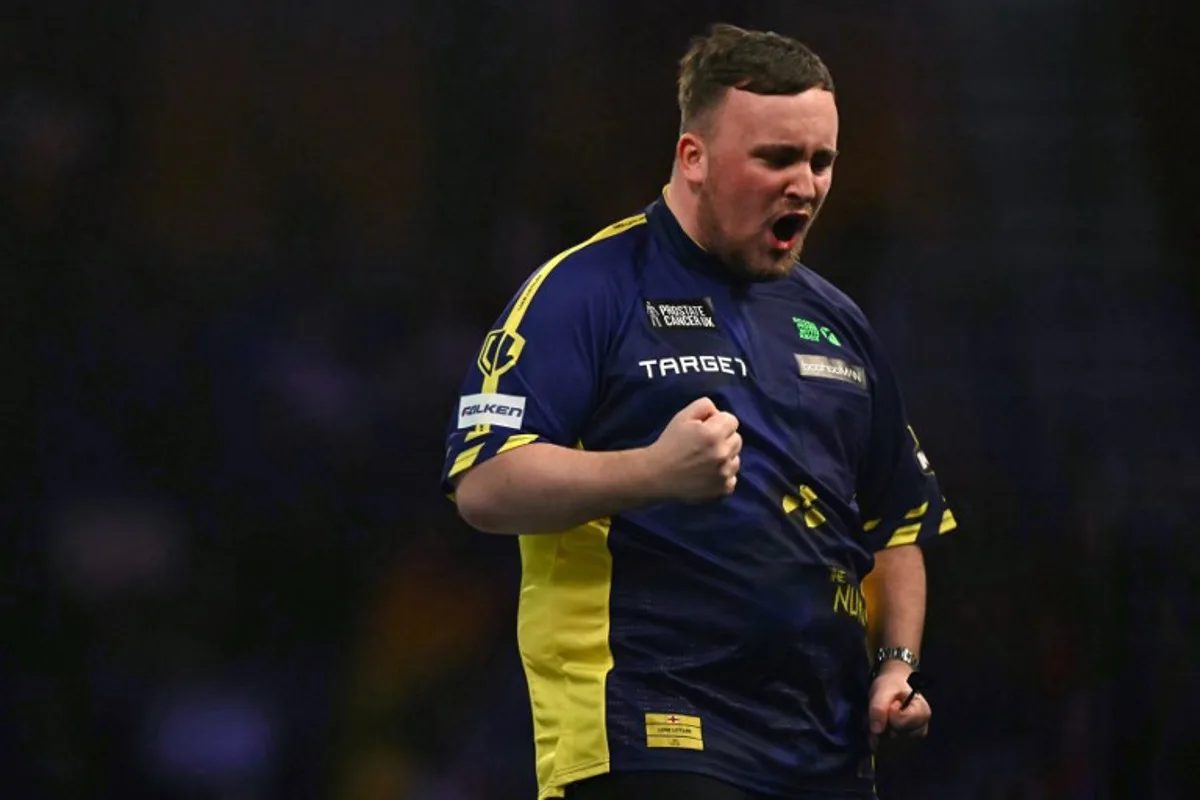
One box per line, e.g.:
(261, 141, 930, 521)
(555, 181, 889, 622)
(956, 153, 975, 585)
(723, 474, 737, 494)
(888, 699, 931, 734)
(705, 410, 739, 437)
(888, 718, 930, 739)
(889, 711, 929, 734)
(900, 692, 930, 717)
(868, 697, 890, 737)
(682, 396, 718, 420)
(722, 455, 741, 477)
(719, 434, 742, 461)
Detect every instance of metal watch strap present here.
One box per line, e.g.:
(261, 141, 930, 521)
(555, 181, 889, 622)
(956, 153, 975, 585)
(875, 647, 920, 671)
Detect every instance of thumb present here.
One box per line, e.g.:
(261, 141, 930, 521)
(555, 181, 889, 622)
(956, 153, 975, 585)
(681, 396, 717, 420)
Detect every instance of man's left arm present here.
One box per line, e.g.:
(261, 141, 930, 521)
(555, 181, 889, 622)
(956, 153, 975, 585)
(854, 324, 957, 748)
(862, 544, 929, 748)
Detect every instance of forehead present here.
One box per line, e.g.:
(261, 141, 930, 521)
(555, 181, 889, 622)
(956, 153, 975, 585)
(710, 87, 839, 150)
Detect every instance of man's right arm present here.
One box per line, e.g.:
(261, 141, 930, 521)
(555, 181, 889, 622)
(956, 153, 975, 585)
(453, 443, 661, 535)
(440, 226, 738, 534)
(453, 398, 742, 535)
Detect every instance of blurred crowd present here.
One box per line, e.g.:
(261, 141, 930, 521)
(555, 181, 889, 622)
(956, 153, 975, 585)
(4, 1, 1198, 798)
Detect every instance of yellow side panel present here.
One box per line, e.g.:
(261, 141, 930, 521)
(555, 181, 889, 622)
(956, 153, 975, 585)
(517, 518, 615, 799)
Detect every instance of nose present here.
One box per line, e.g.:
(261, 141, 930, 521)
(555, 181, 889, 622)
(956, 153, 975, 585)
(784, 164, 817, 205)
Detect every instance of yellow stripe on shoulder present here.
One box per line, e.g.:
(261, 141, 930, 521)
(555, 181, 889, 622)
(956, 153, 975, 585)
(502, 213, 646, 333)
(476, 213, 646, 403)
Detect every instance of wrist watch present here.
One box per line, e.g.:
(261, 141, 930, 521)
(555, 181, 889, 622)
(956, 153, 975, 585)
(875, 647, 920, 671)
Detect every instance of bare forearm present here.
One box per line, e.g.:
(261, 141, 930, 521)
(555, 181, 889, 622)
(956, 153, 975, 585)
(452, 442, 664, 534)
(864, 544, 927, 655)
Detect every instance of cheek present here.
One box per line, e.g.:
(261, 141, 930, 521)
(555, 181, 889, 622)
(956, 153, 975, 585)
(721, 176, 774, 228)
(817, 174, 834, 201)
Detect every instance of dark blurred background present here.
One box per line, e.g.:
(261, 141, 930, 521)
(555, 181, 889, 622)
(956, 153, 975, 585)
(4, 1, 1199, 798)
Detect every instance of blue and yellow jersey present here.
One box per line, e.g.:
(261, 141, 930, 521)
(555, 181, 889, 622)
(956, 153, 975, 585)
(440, 197, 957, 799)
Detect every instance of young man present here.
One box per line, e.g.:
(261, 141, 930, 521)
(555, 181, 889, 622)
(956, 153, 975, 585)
(441, 23, 957, 800)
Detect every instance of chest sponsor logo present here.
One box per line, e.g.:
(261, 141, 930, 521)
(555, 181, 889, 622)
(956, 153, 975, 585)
(795, 354, 867, 390)
(793, 316, 842, 346)
(639, 354, 748, 379)
(458, 392, 526, 429)
(645, 298, 717, 330)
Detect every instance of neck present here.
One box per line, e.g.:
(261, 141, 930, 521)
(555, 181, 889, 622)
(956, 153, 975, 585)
(664, 172, 708, 251)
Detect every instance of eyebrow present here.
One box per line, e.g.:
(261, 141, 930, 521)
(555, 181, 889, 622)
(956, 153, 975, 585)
(750, 144, 839, 159)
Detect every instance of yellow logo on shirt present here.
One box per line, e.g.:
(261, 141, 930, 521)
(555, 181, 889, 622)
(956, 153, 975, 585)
(830, 569, 868, 628)
(783, 484, 826, 529)
(645, 712, 703, 750)
(477, 329, 525, 379)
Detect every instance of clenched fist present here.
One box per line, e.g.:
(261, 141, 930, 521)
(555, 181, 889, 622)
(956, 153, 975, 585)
(645, 397, 743, 503)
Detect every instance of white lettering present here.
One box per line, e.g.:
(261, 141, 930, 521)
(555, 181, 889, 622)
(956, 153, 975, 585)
(458, 392, 527, 429)
(635, 354, 752, 380)
(646, 301, 717, 329)
(660, 308, 714, 328)
(795, 354, 866, 388)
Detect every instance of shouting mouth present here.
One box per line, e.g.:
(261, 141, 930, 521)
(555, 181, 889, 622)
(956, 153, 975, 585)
(770, 213, 809, 250)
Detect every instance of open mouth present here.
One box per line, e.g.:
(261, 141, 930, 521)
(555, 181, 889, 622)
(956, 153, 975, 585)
(771, 213, 807, 247)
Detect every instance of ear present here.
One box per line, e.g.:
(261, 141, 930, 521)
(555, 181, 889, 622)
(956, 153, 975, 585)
(676, 131, 707, 183)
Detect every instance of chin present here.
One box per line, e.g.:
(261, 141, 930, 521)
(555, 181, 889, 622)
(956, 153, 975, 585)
(735, 257, 795, 282)
(762, 249, 802, 279)
(719, 239, 800, 282)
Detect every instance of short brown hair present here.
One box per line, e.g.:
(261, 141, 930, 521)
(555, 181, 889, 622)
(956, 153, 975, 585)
(677, 23, 834, 132)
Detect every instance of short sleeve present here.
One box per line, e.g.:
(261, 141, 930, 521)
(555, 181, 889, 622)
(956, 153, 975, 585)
(856, 328, 958, 551)
(439, 248, 619, 496)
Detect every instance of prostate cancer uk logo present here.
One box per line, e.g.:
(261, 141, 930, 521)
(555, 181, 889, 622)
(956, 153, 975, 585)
(458, 392, 526, 430)
(645, 298, 717, 330)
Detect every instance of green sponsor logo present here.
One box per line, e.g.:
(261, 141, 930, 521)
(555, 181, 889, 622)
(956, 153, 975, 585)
(792, 317, 841, 347)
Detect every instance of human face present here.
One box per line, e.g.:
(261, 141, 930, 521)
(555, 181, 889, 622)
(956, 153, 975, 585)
(693, 87, 839, 280)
